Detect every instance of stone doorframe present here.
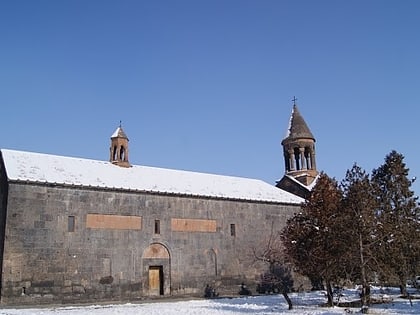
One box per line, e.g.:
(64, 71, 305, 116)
(142, 243, 171, 296)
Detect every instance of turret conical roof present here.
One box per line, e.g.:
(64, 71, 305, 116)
(282, 104, 314, 142)
(111, 126, 128, 140)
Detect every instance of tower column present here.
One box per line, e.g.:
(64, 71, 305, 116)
(304, 148, 311, 170)
(299, 147, 306, 170)
(311, 150, 316, 170)
(288, 149, 295, 171)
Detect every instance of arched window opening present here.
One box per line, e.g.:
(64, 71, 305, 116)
(294, 147, 301, 170)
(304, 147, 312, 170)
(284, 151, 290, 172)
(112, 146, 117, 161)
(120, 146, 125, 161)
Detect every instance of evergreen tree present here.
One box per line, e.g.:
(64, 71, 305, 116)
(282, 172, 343, 306)
(340, 164, 378, 313)
(371, 150, 420, 295)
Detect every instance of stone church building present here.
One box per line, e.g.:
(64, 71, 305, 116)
(0, 104, 318, 305)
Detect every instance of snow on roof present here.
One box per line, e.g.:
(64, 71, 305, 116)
(283, 173, 320, 191)
(111, 127, 128, 139)
(284, 106, 294, 139)
(0, 149, 304, 204)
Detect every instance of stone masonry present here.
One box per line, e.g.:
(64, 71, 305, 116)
(0, 180, 298, 305)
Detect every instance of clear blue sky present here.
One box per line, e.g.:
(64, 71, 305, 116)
(1, 0, 419, 195)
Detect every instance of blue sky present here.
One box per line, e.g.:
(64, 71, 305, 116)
(1, 0, 420, 195)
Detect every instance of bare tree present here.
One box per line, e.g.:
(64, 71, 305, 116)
(253, 224, 294, 310)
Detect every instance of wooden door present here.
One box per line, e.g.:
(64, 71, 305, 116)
(149, 266, 163, 295)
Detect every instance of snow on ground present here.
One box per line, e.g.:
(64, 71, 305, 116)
(0, 287, 419, 315)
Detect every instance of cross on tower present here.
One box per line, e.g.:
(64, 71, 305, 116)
(292, 96, 298, 105)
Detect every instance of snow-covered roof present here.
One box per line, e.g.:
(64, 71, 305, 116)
(0, 149, 304, 204)
(111, 127, 128, 139)
(282, 173, 320, 191)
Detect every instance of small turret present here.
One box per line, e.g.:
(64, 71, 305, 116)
(281, 101, 317, 185)
(110, 123, 131, 168)
(276, 98, 318, 199)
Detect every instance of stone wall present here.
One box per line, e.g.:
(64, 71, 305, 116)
(0, 181, 300, 305)
(0, 158, 8, 296)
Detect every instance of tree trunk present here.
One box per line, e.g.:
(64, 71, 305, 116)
(396, 274, 408, 296)
(399, 283, 408, 297)
(282, 291, 293, 310)
(359, 233, 370, 313)
(326, 280, 334, 306)
(360, 284, 371, 313)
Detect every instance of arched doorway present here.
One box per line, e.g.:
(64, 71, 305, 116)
(142, 243, 170, 296)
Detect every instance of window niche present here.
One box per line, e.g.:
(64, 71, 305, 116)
(68, 216, 75, 232)
(230, 224, 236, 237)
(154, 219, 161, 234)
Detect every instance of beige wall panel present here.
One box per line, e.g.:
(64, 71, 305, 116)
(171, 218, 217, 232)
(86, 214, 142, 230)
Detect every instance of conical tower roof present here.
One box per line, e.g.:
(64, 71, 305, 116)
(111, 126, 128, 140)
(282, 104, 314, 143)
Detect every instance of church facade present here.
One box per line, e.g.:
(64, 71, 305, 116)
(0, 104, 317, 305)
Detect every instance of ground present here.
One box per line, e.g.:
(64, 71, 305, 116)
(0, 287, 418, 314)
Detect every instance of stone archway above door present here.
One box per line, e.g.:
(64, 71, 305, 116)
(143, 243, 170, 259)
(142, 243, 171, 296)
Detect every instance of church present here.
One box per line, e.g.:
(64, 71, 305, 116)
(0, 103, 318, 305)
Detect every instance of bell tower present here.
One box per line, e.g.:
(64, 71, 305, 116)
(276, 98, 318, 198)
(110, 123, 131, 168)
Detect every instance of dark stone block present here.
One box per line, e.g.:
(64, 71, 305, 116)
(32, 280, 54, 288)
(99, 276, 114, 285)
(34, 221, 45, 228)
(72, 285, 86, 294)
(130, 282, 141, 291)
(40, 214, 54, 222)
(47, 266, 65, 273)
